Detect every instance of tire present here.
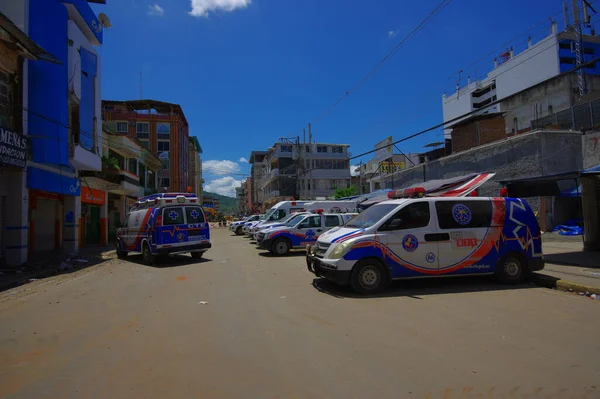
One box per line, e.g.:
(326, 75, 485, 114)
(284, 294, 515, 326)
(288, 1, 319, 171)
(191, 252, 203, 259)
(271, 238, 290, 256)
(116, 240, 127, 259)
(235, 226, 243, 235)
(495, 254, 526, 284)
(350, 259, 389, 295)
(142, 242, 155, 266)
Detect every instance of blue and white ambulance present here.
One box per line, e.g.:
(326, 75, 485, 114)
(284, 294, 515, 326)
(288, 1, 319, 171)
(258, 211, 357, 256)
(230, 214, 261, 235)
(116, 193, 211, 265)
(306, 196, 544, 294)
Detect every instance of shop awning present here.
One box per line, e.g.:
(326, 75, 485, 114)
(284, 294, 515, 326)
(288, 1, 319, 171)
(0, 11, 61, 64)
(499, 164, 600, 197)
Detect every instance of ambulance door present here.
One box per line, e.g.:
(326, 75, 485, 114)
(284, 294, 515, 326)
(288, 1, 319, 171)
(434, 199, 493, 274)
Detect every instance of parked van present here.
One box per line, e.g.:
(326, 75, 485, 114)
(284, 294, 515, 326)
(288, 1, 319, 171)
(258, 211, 357, 256)
(230, 214, 261, 235)
(249, 211, 309, 239)
(116, 193, 211, 265)
(306, 197, 544, 294)
(304, 200, 360, 213)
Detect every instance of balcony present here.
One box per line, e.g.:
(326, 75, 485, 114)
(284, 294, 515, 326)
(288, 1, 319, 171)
(81, 166, 140, 196)
(261, 168, 279, 189)
(71, 144, 102, 171)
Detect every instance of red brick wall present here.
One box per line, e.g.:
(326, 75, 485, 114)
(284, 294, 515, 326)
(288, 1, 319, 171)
(451, 117, 506, 153)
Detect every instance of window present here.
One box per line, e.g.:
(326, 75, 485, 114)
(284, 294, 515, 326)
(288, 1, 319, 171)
(380, 202, 430, 231)
(280, 145, 292, 152)
(305, 146, 311, 153)
(128, 158, 137, 175)
(513, 117, 518, 132)
(0, 70, 11, 129)
(560, 57, 576, 65)
(158, 140, 170, 152)
(325, 215, 341, 227)
(162, 158, 170, 170)
(163, 207, 184, 225)
(346, 203, 398, 229)
(116, 121, 128, 133)
(435, 201, 492, 229)
(139, 139, 150, 149)
(559, 42, 571, 50)
(317, 146, 328, 153)
(185, 206, 206, 223)
(298, 216, 320, 229)
(136, 122, 149, 138)
(157, 122, 170, 134)
(332, 146, 343, 153)
(162, 177, 170, 189)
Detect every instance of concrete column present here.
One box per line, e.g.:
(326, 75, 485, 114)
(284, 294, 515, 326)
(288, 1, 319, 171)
(100, 190, 108, 246)
(63, 194, 81, 253)
(4, 169, 29, 266)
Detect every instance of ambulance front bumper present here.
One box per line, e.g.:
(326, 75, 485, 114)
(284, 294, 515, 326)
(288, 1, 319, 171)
(306, 254, 351, 286)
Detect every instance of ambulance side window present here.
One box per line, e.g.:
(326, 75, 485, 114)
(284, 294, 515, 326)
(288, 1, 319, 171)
(379, 202, 430, 231)
(163, 207, 184, 225)
(299, 216, 320, 228)
(435, 201, 492, 229)
(325, 215, 341, 227)
(185, 207, 206, 223)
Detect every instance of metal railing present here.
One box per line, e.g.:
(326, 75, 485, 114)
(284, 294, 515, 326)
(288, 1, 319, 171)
(531, 98, 600, 131)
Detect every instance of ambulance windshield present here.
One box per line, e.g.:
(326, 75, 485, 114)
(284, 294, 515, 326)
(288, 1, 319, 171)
(345, 204, 398, 229)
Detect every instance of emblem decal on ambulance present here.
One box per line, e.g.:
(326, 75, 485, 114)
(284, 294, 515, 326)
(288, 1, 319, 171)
(426, 252, 436, 263)
(177, 232, 185, 241)
(452, 204, 472, 225)
(402, 234, 419, 252)
(169, 210, 179, 221)
(305, 229, 316, 239)
(190, 210, 199, 219)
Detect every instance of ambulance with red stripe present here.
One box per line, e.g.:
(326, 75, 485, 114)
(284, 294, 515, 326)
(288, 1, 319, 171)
(116, 193, 211, 265)
(306, 188, 544, 294)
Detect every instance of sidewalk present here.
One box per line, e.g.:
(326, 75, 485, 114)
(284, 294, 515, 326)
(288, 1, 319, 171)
(0, 246, 116, 292)
(531, 233, 600, 295)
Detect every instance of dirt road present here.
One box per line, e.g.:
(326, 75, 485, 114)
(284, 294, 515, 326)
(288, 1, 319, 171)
(1, 229, 599, 398)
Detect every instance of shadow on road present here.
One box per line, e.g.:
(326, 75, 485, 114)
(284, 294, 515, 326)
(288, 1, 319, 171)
(544, 251, 600, 269)
(311, 275, 538, 299)
(258, 251, 307, 258)
(125, 254, 213, 268)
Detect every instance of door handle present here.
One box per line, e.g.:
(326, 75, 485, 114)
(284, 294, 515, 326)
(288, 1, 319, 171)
(424, 233, 450, 242)
(316, 229, 323, 232)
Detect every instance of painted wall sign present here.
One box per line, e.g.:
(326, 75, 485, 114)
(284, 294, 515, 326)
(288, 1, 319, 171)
(81, 187, 105, 205)
(0, 127, 28, 168)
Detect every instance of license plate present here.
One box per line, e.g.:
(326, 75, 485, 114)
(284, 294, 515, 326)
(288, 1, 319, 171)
(188, 235, 203, 241)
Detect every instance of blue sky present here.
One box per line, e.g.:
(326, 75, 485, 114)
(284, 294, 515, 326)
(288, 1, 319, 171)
(94, 0, 576, 196)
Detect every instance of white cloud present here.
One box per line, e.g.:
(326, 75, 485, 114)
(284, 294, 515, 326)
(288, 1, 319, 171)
(205, 176, 242, 197)
(388, 30, 398, 38)
(148, 4, 164, 16)
(239, 157, 248, 163)
(203, 160, 240, 175)
(350, 164, 361, 177)
(189, 0, 251, 17)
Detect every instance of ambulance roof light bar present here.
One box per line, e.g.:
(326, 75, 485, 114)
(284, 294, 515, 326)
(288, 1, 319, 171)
(388, 187, 427, 199)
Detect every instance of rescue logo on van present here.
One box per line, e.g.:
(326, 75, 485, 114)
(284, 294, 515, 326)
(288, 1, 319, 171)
(426, 252, 436, 263)
(452, 204, 472, 225)
(402, 234, 419, 252)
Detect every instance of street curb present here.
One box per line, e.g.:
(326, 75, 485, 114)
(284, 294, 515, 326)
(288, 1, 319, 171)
(531, 272, 600, 295)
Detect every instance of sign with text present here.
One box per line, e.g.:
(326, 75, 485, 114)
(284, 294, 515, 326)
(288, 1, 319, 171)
(378, 161, 406, 174)
(0, 127, 28, 168)
(373, 136, 393, 164)
(81, 187, 106, 205)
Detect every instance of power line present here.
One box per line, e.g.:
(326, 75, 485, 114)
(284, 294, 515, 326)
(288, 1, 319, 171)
(349, 55, 600, 161)
(309, 0, 454, 125)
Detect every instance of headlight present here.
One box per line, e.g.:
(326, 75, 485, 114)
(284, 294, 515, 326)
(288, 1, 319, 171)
(328, 241, 352, 259)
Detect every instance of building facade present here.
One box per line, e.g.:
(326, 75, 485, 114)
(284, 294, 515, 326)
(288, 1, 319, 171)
(257, 141, 352, 206)
(102, 99, 191, 193)
(188, 135, 203, 202)
(0, 0, 107, 266)
(442, 21, 600, 138)
(249, 151, 268, 211)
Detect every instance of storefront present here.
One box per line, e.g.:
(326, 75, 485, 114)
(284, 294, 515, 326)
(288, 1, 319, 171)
(29, 190, 63, 253)
(81, 187, 106, 246)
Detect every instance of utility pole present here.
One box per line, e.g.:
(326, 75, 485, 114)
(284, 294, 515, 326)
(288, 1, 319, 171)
(303, 128, 307, 199)
(359, 160, 363, 195)
(573, 0, 597, 97)
(308, 123, 313, 200)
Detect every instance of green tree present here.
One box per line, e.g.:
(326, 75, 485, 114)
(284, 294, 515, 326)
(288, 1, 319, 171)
(333, 186, 358, 199)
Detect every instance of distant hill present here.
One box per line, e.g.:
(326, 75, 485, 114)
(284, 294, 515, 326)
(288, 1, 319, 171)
(203, 191, 237, 215)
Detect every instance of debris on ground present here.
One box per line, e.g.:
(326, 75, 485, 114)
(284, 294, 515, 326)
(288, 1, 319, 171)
(198, 301, 208, 305)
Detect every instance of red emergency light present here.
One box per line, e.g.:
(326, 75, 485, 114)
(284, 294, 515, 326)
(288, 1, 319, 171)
(389, 187, 426, 199)
(314, 209, 324, 214)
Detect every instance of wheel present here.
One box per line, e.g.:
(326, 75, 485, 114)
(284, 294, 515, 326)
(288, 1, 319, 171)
(271, 238, 290, 256)
(495, 254, 526, 284)
(235, 226, 243, 235)
(142, 242, 155, 265)
(116, 240, 128, 259)
(191, 252, 203, 259)
(350, 259, 389, 295)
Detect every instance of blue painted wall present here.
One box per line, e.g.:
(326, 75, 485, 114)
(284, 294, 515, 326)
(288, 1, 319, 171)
(80, 48, 97, 151)
(558, 39, 600, 75)
(28, 0, 69, 166)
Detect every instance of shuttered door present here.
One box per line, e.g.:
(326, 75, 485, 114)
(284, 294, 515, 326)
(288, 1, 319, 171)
(35, 198, 57, 252)
(0, 196, 4, 265)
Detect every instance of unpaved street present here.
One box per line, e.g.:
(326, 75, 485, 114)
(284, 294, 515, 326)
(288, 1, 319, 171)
(1, 229, 599, 399)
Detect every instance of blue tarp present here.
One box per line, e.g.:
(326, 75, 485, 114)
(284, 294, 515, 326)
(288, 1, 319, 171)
(552, 218, 584, 235)
(560, 185, 582, 197)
